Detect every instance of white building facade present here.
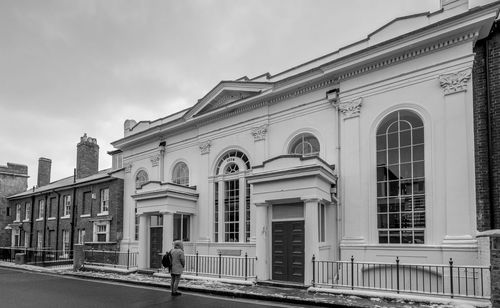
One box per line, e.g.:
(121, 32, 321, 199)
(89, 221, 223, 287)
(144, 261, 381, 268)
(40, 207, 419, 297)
(111, 0, 500, 285)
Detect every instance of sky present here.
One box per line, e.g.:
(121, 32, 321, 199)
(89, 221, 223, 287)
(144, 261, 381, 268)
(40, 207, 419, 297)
(0, 0, 440, 188)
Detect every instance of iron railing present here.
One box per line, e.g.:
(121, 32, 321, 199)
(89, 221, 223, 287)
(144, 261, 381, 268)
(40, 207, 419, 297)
(0, 247, 73, 268)
(312, 255, 490, 299)
(84, 249, 138, 270)
(181, 252, 256, 280)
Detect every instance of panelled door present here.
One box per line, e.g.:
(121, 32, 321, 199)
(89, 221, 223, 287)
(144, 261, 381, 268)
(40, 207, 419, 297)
(150, 227, 163, 268)
(272, 220, 305, 283)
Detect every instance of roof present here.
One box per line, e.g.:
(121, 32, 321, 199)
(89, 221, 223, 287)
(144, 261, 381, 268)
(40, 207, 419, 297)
(8, 168, 118, 199)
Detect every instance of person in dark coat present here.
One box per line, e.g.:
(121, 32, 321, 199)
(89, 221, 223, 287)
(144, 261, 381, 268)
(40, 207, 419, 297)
(170, 240, 185, 296)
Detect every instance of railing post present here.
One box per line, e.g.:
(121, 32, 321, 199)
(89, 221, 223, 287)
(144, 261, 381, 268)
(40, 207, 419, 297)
(196, 251, 199, 276)
(351, 256, 354, 290)
(245, 252, 248, 281)
(449, 258, 454, 298)
(127, 249, 130, 270)
(218, 252, 222, 278)
(396, 257, 400, 294)
(312, 254, 316, 287)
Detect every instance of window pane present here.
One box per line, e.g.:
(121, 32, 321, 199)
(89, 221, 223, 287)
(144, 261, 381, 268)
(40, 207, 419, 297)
(414, 231, 424, 244)
(387, 165, 399, 180)
(388, 122, 399, 133)
(377, 182, 387, 197)
(388, 149, 399, 164)
(413, 144, 424, 161)
(387, 132, 398, 148)
(389, 231, 401, 243)
(401, 197, 412, 211)
(414, 195, 425, 211)
(400, 130, 411, 147)
(388, 198, 399, 212)
(413, 178, 425, 194)
(400, 146, 411, 163)
(377, 151, 386, 165)
(173, 214, 181, 241)
(402, 230, 413, 244)
(377, 198, 387, 213)
(400, 110, 423, 127)
(182, 215, 190, 242)
(414, 212, 425, 228)
(376, 135, 386, 150)
(414, 161, 425, 178)
(399, 121, 411, 131)
(389, 181, 399, 196)
(379, 231, 388, 244)
(401, 213, 412, 228)
(378, 214, 388, 228)
(400, 163, 412, 179)
(377, 167, 387, 181)
(389, 214, 400, 228)
(401, 180, 412, 196)
(413, 128, 424, 144)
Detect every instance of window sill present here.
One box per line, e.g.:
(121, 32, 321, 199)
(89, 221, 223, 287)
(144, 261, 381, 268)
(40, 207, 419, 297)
(47, 217, 56, 221)
(80, 214, 91, 218)
(35, 218, 44, 222)
(22, 220, 30, 223)
(60, 215, 70, 220)
(13, 220, 21, 223)
(97, 212, 109, 217)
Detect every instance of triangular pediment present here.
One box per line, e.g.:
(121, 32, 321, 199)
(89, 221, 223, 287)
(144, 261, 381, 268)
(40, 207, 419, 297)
(184, 81, 272, 119)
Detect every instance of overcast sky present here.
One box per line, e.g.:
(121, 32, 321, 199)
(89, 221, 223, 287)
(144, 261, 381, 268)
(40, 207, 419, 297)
(0, 0, 439, 188)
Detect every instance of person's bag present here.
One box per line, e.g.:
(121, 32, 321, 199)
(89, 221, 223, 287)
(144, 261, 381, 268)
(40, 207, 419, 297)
(162, 250, 172, 271)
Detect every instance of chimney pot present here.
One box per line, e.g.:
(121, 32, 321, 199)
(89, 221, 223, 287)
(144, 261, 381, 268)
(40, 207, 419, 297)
(37, 157, 51, 187)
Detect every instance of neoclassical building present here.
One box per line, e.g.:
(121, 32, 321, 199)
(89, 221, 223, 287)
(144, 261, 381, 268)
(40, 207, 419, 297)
(111, 0, 500, 284)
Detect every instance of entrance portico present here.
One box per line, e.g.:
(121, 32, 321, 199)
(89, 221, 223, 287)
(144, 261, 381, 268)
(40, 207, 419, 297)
(133, 182, 198, 269)
(248, 155, 337, 285)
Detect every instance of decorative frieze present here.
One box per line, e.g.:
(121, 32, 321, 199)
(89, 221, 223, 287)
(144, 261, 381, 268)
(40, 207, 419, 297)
(338, 98, 362, 118)
(124, 163, 132, 173)
(439, 68, 472, 95)
(150, 155, 160, 167)
(251, 125, 268, 141)
(199, 140, 212, 155)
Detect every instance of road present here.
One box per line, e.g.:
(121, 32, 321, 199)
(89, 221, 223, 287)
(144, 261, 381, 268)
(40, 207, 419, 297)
(0, 267, 319, 308)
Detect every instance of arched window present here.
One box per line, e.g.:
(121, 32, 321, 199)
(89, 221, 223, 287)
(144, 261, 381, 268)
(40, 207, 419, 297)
(289, 133, 320, 156)
(172, 162, 189, 186)
(376, 110, 425, 244)
(135, 170, 149, 189)
(213, 150, 251, 243)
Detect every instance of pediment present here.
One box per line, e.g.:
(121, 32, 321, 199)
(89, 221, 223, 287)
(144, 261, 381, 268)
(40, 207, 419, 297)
(367, 13, 430, 46)
(184, 81, 272, 119)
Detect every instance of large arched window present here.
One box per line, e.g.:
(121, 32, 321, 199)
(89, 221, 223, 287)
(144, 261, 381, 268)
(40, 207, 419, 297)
(376, 110, 425, 244)
(213, 150, 251, 243)
(135, 170, 149, 189)
(172, 162, 189, 186)
(288, 133, 320, 156)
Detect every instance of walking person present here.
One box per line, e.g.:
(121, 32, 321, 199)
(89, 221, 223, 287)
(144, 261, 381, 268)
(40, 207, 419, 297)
(170, 240, 185, 296)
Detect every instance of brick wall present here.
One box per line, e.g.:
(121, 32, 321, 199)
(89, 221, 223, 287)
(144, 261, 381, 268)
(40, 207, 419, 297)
(0, 163, 28, 246)
(473, 21, 500, 231)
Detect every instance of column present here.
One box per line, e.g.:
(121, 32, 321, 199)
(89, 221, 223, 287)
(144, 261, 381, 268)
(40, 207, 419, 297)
(137, 214, 149, 269)
(162, 212, 174, 253)
(439, 68, 475, 244)
(338, 98, 365, 245)
(303, 198, 320, 285)
(255, 202, 269, 281)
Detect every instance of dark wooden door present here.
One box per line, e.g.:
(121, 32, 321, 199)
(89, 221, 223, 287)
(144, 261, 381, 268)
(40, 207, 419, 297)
(272, 220, 304, 283)
(150, 227, 163, 268)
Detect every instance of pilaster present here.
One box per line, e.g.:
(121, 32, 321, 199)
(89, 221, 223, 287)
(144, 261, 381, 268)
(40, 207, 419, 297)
(161, 212, 174, 253)
(255, 202, 270, 281)
(302, 198, 320, 285)
(138, 214, 149, 269)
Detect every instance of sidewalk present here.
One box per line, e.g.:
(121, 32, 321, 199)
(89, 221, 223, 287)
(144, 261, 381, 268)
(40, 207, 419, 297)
(0, 261, 488, 308)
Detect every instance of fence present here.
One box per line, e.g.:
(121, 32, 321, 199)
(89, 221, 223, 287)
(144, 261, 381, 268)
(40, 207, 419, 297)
(0, 247, 73, 268)
(312, 256, 490, 299)
(84, 249, 138, 270)
(182, 252, 256, 280)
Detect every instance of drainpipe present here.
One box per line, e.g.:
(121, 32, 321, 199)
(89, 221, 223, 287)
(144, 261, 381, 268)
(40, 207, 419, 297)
(70, 169, 77, 257)
(29, 193, 35, 248)
(43, 194, 48, 248)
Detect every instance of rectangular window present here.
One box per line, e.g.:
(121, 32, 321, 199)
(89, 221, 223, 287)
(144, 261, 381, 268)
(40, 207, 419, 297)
(94, 222, 109, 242)
(25, 203, 31, 221)
(173, 214, 190, 242)
(82, 192, 91, 215)
(100, 188, 109, 214)
(37, 232, 43, 249)
(12, 229, 20, 247)
(49, 197, 57, 218)
(224, 179, 239, 242)
(318, 203, 326, 242)
(48, 230, 55, 249)
(38, 200, 45, 219)
(78, 229, 86, 244)
(214, 183, 219, 242)
(6, 206, 11, 217)
(24, 232, 29, 248)
(15, 204, 21, 221)
(63, 195, 71, 217)
(62, 230, 70, 255)
(134, 208, 139, 241)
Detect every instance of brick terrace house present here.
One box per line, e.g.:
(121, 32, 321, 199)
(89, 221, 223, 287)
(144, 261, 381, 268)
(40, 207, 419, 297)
(6, 134, 124, 252)
(0, 163, 28, 247)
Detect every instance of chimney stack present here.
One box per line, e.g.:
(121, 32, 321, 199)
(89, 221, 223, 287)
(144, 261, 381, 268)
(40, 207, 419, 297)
(37, 157, 51, 187)
(76, 133, 99, 179)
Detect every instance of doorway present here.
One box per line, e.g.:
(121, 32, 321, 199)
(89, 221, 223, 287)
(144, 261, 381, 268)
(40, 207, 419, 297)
(271, 220, 305, 283)
(149, 215, 163, 268)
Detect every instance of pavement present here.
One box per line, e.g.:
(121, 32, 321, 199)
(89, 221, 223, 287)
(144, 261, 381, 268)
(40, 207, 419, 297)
(0, 261, 489, 308)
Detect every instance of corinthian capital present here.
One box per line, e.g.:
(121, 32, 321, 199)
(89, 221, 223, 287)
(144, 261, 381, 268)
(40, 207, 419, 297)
(338, 97, 362, 118)
(439, 68, 472, 95)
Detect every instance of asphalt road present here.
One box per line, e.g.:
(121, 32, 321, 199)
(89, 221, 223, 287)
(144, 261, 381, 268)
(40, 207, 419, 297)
(0, 267, 318, 308)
